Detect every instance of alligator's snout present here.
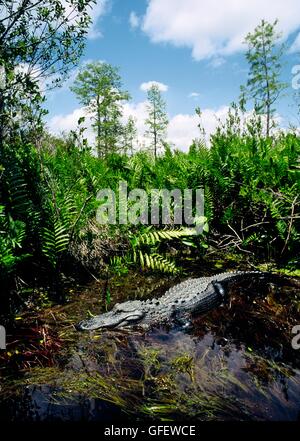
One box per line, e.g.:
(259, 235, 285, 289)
(76, 315, 110, 331)
(76, 300, 145, 331)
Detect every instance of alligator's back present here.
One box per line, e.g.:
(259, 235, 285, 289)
(160, 271, 247, 303)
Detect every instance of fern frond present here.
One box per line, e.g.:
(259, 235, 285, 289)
(133, 227, 198, 248)
(135, 251, 179, 274)
(42, 220, 70, 268)
(5, 165, 29, 216)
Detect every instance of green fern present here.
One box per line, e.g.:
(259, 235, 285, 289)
(127, 227, 201, 275)
(5, 164, 29, 217)
(0, 205, 28, 273)
(41, 193, 77, 268)
(132, 227, 197, 248)
(133, 250, 179, 275)
(42, 221, 70, 268)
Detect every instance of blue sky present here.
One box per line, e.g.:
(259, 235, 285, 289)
(47, 0, 300, 150)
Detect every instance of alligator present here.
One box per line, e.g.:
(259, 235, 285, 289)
(77, 270, 275, 332)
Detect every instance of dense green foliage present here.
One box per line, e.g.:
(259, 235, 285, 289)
(0, 8, 299, 315)
(0, 0, 95, 151)
(1, 110, 299, 308)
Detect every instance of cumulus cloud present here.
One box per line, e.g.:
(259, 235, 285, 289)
(188, 92, 201, 99)
(122, 101, 148, 148)
(140, 81, 169, 92)
(48, 102, 231, 151)
(167, 114, 200, 151)
(129, 11, 140, 29)
(168, 106, 229, 151)
(50, 102, 283, 153)
(141, 0, 300, 60)
(123, 103, 230, 150)
(88, 0, 110, 39)
(47, 107, 94, 144)
(122, 104, 230, 150)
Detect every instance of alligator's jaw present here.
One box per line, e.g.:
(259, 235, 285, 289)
(77, 303, 146, 331)
(77, 316, 121, 331)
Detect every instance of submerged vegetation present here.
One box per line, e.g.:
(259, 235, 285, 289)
(0, 1, 300, 422)
(1, 270, 299, 421)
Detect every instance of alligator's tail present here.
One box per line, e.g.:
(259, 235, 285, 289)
(223, 270, 299, 287)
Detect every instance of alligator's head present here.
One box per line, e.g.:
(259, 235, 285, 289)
(77, 300, 146, 331)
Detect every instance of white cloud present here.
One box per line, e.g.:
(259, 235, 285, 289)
(142, 0, 300, 60)
(167, 114, 199, 151)
(50, 102, 285, 153)
(168, 106, 229, 150)
(122, 101, 148, 148)
(48, 102, 231, 152)
(88, 0, 110, 39)
(140, 81, 169, 92)
(123, 103, 230, 150)
(129, 11, 140, 29)
(121, 104, 230, 150)
(188, 92, 201, 99)
(47, 107, 94, 144)
(48, 101, 149, 150)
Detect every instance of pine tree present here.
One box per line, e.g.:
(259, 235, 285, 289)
(121, 116, 137, 155)
(145, 85, 168, 159)
(240, 20, 287, 137)
(71, 62, 130, 158)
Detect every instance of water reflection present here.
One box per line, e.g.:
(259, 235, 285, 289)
(0, 272, 300, 421)
(0, 385, 123, 422)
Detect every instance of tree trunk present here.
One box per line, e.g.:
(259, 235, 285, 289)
(96, 96, 101, 158)
(153, 103, 157, 160)
(262, 32, 271, 138)
(266, 106, 270, 138)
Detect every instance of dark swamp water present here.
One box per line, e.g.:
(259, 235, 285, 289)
(1, 265, 300, 422)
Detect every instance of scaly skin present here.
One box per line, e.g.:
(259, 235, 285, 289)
(77, 271, 267, 331)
